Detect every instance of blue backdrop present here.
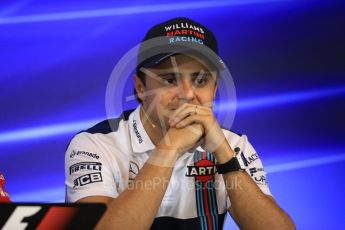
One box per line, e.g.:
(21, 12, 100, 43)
(1, 0, 344, 229)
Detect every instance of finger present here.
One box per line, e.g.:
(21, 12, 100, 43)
(174, 113, 205, 128)
(169, 103, 189, 120)
(172, 103, 209, 119)
(185, 123, 204, 136)
(170, 106, 196, 125)
(169, 103, 192, 123)
(171, 104, 212, 125)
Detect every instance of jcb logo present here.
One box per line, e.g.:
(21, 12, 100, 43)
(74, 172, 103, 187)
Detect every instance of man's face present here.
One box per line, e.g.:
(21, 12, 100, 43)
(136, 54, 218, 131)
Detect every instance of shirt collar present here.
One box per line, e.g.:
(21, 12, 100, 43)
(129, 105, 156, 153)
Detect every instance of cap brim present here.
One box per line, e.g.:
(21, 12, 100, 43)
(138, 50, 225, 71)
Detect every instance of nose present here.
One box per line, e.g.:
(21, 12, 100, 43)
(177, 78, 195, 101)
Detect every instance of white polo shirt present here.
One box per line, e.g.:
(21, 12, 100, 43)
(65, 105, 272, 229)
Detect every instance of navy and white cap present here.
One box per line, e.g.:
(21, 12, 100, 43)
(137, 17, 225, 72)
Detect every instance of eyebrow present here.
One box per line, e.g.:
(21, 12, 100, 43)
(157, 71, 213, 78)
(157, 73, 181, 78)
(190, 71, 213, 77)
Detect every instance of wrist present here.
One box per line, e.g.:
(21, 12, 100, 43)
(216, 157, 246, 174)
(148, 143, 180, 167)
(156, 141, 179, 154)
(213, 141, 234, 164)
(156, 138, 188, 155)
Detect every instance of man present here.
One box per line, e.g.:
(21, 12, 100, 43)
(65, 17, 294, 229)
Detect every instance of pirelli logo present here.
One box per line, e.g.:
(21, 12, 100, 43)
(69, 162, 102, 175)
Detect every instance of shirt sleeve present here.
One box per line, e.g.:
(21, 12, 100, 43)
(65, 132, 120, 203)
(226, 133, 273, 209)
(236, 134, 272, 196)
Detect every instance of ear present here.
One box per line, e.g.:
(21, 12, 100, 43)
(134, 75, 145, 101)
(213, 82, 218, 100)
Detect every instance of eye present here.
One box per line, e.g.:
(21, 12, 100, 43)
(163, 78, 176, 84)
(158, 73, 180, 87)
(162, 77, 177, 86)
(194, 77, 206, 86)
(193, 74, 209, 87)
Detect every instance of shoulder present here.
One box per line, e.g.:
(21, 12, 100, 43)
(220, 128, 256, 155)
(81, 109, 133, 135)
(221, 128, 245, 143)
(65, 109, 136, 164)
(68, 109, 134, 145)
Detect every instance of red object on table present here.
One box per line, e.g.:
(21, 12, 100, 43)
(0, 172, 10, 202)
